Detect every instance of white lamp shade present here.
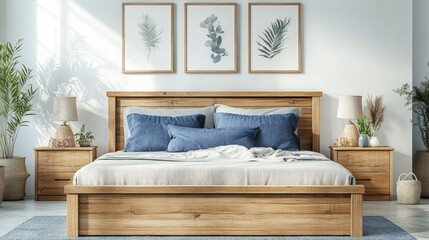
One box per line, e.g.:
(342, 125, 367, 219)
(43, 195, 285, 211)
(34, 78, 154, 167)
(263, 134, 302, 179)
(337, 95, 363, 120)
(52, 97, 78, 122)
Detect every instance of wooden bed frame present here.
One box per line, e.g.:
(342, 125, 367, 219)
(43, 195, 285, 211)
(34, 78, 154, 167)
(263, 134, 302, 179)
(65, 91, 364, 237)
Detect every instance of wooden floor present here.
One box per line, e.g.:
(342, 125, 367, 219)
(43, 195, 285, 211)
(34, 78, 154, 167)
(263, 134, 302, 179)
(0, 198, 428, 239)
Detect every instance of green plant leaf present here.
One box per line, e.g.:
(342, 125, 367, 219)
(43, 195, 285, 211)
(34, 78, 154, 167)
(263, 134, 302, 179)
(256, 18, 291, 60)
(138, 15, 163, 60)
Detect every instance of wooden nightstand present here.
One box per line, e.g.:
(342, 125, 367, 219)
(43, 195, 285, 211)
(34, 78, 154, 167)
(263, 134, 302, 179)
(329, 146, 394, 201)
(34, 146, 97, 201)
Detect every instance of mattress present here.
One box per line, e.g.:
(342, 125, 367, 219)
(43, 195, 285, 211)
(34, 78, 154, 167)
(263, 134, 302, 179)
(73, 145, 355, 186)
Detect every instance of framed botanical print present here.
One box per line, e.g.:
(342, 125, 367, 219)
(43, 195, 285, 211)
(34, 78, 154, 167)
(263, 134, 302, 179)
(122, 3, 174, 73)
(185, 3, 237, 73)
(248, 3, 301, 73)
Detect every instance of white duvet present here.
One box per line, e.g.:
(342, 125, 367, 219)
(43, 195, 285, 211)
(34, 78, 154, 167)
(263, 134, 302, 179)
(73, 145, 355, 186)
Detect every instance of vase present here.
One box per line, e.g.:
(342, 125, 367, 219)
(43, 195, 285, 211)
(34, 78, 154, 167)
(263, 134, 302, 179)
(78, 140, 91, 147)
(369, 136, 380, 147)
(358, 134, 368, 147)
(0, 166, 5, 204)
(0, 157, 30, 201)
(414, 151, 429, 198)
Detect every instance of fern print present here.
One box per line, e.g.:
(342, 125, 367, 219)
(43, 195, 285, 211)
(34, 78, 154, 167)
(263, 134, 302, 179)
(138, 14, 163, 60)
(257, 18, 291, 60)
(200, 14, 228, 64)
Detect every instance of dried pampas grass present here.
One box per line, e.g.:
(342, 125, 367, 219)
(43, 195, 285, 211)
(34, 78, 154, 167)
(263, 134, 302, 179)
(366, 95, 385, 134)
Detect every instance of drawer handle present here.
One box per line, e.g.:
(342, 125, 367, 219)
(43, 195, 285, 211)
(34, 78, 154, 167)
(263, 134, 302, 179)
(357, 178, 371, 182)
(54, 178, 71, 181)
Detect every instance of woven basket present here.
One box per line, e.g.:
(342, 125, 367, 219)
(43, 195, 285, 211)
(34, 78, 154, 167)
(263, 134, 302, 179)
(397, 172, 421, 205)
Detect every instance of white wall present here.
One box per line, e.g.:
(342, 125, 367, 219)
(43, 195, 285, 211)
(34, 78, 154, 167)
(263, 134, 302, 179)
(413, 0, 429, 153)
(0, 0, 5, 40)
(3, 0, 412, 197)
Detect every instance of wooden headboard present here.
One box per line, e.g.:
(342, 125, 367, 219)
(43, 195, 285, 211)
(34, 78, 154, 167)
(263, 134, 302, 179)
(107, 91, 323, 152)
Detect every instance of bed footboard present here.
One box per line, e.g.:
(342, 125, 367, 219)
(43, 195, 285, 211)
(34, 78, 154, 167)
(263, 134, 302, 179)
(65, 185, 364, 237)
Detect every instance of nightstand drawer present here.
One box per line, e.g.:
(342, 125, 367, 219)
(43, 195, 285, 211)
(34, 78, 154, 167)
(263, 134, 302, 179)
(37, 172, 74, 195)
(336, 151, 390, 173)
(354, 172, 390, 195)
(37, 151, 91, 173)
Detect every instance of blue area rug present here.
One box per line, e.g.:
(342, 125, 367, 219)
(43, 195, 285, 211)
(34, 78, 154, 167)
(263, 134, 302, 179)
(1, 216, 415, 240)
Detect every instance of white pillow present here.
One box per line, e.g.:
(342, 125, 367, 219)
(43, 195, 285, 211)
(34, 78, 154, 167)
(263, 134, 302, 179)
(123, 106, 215, 145)
(215, 104, 301, 117)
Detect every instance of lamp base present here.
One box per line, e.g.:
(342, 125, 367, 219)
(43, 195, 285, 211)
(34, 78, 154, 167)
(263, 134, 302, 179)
(55, 125, 75, 147)
(341, 122, 359, 147)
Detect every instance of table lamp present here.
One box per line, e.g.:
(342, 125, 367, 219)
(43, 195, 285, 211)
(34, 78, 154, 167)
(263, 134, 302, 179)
(337, 95, 362, 147)
(52, 97, 78, 147)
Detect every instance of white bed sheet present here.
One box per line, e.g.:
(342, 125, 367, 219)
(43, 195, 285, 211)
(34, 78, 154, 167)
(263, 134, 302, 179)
(73, 145, 355, 186)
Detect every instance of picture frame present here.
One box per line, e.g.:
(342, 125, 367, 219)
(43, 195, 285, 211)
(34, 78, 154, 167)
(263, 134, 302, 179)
(185, 3, 238, 73)
(248, 3, 301, 73)
(122, 3, 174, 74)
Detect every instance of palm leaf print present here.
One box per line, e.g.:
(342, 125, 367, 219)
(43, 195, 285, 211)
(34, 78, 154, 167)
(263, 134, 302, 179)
(138, 15, 163, 60)
(256, 18, 291, 60)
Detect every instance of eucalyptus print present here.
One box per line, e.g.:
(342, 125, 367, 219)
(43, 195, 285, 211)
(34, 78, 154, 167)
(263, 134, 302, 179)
(200, 14, 228, 63)
(257, 18, 291, 60)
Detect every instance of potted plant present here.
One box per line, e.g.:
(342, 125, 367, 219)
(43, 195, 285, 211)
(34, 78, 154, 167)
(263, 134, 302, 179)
(366, 95, 385, 147)
(0, 39, 37, 200)
(74, 124, 95, 147)
(395, 75, 429, 197)
(356, 116, 373, 147)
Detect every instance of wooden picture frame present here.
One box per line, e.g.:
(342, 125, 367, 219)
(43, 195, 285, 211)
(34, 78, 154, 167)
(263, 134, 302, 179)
(248, 3, 301, 73)
(122, 3, 174, 74)
(185, 3, 238, 73)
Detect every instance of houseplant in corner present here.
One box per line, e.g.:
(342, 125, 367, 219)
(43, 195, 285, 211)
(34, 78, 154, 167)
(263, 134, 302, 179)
(0, 39, 37, 200)
(395, 74, 429, 198)
(74, 124, 95, 147)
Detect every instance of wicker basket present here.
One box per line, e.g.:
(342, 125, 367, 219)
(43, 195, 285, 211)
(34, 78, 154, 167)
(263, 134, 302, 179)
(397, 172, 421, 205)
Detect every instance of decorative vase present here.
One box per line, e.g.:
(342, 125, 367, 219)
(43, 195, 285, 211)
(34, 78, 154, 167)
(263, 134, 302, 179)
(414, 151, 429, 198)
(369, 136, 380, 147)
(78, 140, 91, 147)
(0, 157, 30, 201)
(358, 134, 368, 147)
(0, 166, 5, 204)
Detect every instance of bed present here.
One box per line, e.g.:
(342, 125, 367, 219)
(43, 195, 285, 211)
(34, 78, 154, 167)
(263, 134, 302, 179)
(65, 91, 364, 237)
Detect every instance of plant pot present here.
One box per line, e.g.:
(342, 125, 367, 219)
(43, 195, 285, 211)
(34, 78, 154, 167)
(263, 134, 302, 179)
(0, 157, 30, 201)
(414, 151, 429, 198)
(0, 166, 5, 204)
(369, 136, 380, 147)
(358, 134, 368, 147)
(78, 140, 91, 147)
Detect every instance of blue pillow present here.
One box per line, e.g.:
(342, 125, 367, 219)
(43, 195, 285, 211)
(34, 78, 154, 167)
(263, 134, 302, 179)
(214, 113, 300, 151)
(125, 113, 205, 152)
(166, 125, 259, 152)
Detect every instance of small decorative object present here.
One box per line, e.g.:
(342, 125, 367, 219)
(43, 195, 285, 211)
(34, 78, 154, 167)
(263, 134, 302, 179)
(0, 39, 36, 200)
(337, 95, 363, 147)
(0, 166, 5, 204)
(397, 172, 421, 204)
(358, 134, 368, 148)
(249, 3, 301, 73)
(52, 97, 78, 147)
(334, 137, 353, 147)
(185, 3, 237, 73)
(366, 95, 385, 147)
(74, 124, 95, 147)
(369, 136, 380, 147)
(48, 138, 70, 148)
(122, 3, 174, 73)
(395, 72, 429, 197)
(357, 116, 372, 147)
